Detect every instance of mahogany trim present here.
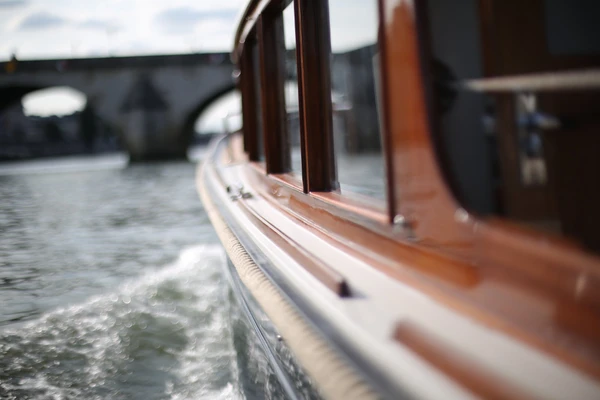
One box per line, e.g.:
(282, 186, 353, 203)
(233, 0, 292, 63)
(239, 153, 600, 381)
(380, 0, 600, 310)
(233, 0, 270, 63)
(394, 321, 534, 400)
(239, 46, 261, 161)
(247, 161, 388, 227)
(309, 191, 387, 224)
(258, 11, 291, 174)
(270, 172, 304, 192)
(377, 0, 396, 223)
(244, 162, 483, 289)
(294, 0, 337, 192)
(229, 0, 600, 385)
(236, 197, 351, 297)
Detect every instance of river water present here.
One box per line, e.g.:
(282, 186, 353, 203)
(0, 152, 282, 400)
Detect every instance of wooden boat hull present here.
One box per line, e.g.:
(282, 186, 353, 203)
(198, 136, 398, 399)
(198, 134, 600, 399)
(202, 1, 600, 398)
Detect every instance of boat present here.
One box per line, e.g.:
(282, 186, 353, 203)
(197, 1, 600, 398)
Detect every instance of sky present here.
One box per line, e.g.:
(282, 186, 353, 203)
(0, 0, 377, 60)
(21, 86, 86, 116)
(0, 0, 244, 60)
(3, 0, 378, 130)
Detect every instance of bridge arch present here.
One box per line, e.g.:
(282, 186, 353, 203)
(180, 84, 238, 147)
(1, 53, 235, 160)
(0, 84, 46, 112)
(0, 85, 121, 160)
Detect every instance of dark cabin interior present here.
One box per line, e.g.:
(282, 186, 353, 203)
(424, 0, 600, 253)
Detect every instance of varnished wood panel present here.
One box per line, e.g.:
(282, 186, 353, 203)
(381, 0, 474, 247)
(394, 321, 533, 400)
(240, 46, 261, 161)
(258, 11, 290, 174)
(229, 0, 600, 385)
(236, 197, 351, 297)
(232, 113, 600, 382)
(294, 0, 337, 192)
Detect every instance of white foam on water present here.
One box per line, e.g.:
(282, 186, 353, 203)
(0, 244, 244, 400)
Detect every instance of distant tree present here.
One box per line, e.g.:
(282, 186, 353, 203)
(79, 102, 97, 152)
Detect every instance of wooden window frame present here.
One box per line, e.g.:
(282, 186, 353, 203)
(257, 7, 291, 174)
(294, 0, 337, 193)
(229, 2, 600, 379)
(235, 0, 392, 222)
(239, 41, 261, 161)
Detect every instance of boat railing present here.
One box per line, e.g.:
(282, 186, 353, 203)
(231, 0, 600, 299)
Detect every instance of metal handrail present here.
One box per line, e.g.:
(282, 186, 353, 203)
(461, 69, 600, 93)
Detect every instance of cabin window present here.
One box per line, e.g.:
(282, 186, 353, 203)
(328, 0, 386, 200)
(283, 2, 302, 178)
(425, 0, 600, 253)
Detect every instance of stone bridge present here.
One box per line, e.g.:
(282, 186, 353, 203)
(0, 53, 234, 160)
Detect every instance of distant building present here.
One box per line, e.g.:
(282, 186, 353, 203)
(0, 103, 43, 144)
(0, 101, 121, 161)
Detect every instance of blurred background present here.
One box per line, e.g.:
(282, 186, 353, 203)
(0, 2, 253, 399)
(0, 0, 248, 162)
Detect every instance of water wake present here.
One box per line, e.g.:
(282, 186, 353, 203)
(0, 244, 243, 400)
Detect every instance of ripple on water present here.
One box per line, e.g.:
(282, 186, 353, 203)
(0, 245, 244, 400)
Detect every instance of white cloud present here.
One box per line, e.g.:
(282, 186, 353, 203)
(0, 0, 28, 9)
(78, 18, 121, 32)
(1, 0, 244, 60)
(17, 11, 66, 30)
(154, 7, 236, 34)
(1, 0, 376, 60)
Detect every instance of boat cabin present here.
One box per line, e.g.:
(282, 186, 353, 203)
(199, 1, 600, 398)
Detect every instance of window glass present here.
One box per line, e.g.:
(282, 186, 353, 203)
(283, 2, 302, 176)
(328, 0, 386, 200)
(545, 0, 600, 55)
(426, 0, 600, 253)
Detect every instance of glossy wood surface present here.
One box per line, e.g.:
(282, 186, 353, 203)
(257, 11, 290, 174)
(232, 0, 268, 63)
(394, 321, 533, 400)
(239, 46, 261, 161)
(294, 0, 337, 193)
(231, 0, 600, 387)
(243, 152, 600, 379)
(236, 195, 351, 296)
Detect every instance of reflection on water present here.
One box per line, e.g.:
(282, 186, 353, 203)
(0, 155, 286, 399)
